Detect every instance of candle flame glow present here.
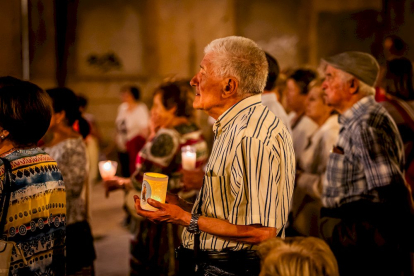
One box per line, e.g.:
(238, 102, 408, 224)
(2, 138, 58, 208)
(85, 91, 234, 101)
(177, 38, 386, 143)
(103, 161, 112, 171)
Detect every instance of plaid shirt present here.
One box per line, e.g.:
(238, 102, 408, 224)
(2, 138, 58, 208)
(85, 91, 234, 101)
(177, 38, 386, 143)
(322, 96, 405, 208)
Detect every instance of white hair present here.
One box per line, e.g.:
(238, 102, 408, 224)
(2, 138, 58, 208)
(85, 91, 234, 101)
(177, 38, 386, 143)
(204, 36, 268, 96)
(337, 70, 375, 96)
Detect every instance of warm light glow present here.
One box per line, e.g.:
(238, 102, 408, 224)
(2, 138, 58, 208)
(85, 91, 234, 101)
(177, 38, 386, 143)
(99, 160, 118, 179)
(140, 172, 168, 211)
(152, 195, 161, 202)
(103, 161, 111, 171)
(181, 146, 196, 170)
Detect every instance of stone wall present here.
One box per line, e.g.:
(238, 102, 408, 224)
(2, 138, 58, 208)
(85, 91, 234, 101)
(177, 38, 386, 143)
(1, 0, 413, 147)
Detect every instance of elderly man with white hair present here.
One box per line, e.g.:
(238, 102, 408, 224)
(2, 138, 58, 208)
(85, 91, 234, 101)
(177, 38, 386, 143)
(133, 36, 295, 276)
(319, 51, 413, 276)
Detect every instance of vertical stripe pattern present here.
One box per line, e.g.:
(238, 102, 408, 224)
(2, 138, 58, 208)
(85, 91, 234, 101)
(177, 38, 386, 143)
(182, 94, 295, 251)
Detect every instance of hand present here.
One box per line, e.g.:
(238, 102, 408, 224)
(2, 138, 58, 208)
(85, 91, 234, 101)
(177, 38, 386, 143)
(133, 195, 190, 226)
(181, 168, 204, 191)
(165, 192, 181, 206)
(103, 176, 130, 198)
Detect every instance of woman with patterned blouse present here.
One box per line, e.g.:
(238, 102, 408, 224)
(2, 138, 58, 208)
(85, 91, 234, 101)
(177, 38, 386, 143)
(105, 81, 208, 276)
(0, 77, 66, 275)
(43, 87, 96, 276)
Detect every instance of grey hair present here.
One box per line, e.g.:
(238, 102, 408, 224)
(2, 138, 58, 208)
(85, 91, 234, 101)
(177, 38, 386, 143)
(337, 70, 375, 96)
(204, 36, 268, 96)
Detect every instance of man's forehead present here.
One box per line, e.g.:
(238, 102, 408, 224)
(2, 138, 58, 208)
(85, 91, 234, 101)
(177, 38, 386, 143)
(200, 53, 213, 67)
(324, 64, 339, 75)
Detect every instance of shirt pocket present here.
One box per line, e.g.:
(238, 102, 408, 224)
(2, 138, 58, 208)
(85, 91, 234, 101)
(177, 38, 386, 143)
(202, 175, 232, 220)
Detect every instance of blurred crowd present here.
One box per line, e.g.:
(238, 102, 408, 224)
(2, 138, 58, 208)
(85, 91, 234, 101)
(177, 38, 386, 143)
(0, 34, 413, 276)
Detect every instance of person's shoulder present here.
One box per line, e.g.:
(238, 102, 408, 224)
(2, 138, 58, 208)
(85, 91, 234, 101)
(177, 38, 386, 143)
(118, 102, 128, 112)
(240, 105, 289, 140)
(135, 102, 149, 113)
(152, 127, 180, 146)
(361, 101, 395, 129)
(9, 148, 58, 169)
(174, 123, 200, 135)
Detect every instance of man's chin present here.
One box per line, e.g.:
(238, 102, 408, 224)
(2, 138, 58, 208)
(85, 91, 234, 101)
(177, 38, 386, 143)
(192, 100, 203, 110)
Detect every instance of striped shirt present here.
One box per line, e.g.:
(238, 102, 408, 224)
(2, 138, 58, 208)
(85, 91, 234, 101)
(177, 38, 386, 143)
(182, 94, 295, 251)
(322, 96, 405, 208)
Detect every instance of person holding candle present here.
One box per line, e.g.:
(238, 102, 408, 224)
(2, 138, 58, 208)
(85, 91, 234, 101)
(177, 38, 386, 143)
(133, 36, 295, 276)
(43, 87, 96, 276)
(0, 77, 65, 275)
(104, 80, 208, 276)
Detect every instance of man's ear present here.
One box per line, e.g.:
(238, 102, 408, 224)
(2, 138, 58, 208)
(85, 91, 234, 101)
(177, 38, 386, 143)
(348, 78, 360, 95)
(221, 78, 238, 98)
(55, 111, 66, 124)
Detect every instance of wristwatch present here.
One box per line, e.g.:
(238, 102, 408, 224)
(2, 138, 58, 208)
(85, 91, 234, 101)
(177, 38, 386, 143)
(188, 213, 201, 234)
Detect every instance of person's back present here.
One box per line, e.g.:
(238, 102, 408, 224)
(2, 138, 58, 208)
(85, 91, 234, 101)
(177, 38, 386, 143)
(1, 143, 66, 275)
(378, 57, 414, 192)
(0, 76, 66, 275)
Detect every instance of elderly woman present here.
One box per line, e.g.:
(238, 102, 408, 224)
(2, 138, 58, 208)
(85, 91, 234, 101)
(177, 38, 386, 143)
(286, 69, 319, 159)
(287, 80, 340, 237)
(0, 77, 65, 275)
(43, 87, 96, 275)
(105, 80, 208, 276)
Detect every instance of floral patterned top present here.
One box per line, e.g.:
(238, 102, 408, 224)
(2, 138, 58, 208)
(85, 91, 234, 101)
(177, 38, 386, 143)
(133, 123, 208, 196)
(44, 137, 88, 225)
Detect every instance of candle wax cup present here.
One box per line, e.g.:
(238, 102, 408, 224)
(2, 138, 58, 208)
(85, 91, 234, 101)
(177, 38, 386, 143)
(140, 173, 168, 211)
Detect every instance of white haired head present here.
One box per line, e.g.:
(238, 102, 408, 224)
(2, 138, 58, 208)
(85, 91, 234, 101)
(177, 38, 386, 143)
(204, 36, 268, 97)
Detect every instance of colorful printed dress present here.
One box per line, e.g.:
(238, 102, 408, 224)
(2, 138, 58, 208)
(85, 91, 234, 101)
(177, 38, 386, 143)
(0, 148, 66, 276)
(129, 123, 208, 276)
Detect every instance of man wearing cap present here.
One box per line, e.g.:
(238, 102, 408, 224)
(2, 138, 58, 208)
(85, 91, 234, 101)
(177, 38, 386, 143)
(320, 51, 413, 275)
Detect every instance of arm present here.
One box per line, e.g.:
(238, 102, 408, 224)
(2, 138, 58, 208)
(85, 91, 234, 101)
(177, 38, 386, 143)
(134, 196, 276, 245)
(60, 141, 88, 197)
(297, 122, 340, 199)
(134, 135, 292, 245)
(357, 123, 404, 189)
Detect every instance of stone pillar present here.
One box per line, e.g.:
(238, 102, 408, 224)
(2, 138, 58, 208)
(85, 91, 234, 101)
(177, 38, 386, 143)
(0, 1, 22, 78)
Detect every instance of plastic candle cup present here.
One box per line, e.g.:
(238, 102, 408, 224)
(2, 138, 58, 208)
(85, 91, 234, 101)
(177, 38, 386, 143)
(140, 173, 169, 211)
(99, 160, 118, 179)
(181, 146, 196, 170)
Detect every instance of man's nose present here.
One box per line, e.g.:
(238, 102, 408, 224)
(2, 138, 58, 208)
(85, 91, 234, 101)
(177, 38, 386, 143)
(190, 74, 198, 87)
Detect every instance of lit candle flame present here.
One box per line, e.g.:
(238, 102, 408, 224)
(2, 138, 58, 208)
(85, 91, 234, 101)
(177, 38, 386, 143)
(103, 161, 112, 171)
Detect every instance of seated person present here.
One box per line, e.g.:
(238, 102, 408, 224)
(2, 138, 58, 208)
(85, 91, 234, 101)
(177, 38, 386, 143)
(258, 237, 339, 276)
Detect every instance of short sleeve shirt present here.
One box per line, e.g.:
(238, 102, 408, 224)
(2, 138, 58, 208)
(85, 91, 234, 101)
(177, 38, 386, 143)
(181, 94, 295, 251)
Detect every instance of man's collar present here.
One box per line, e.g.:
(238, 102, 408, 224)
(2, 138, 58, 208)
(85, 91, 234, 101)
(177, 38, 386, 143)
(338, 96, 375, 125)
(213, 94, 262, 134)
